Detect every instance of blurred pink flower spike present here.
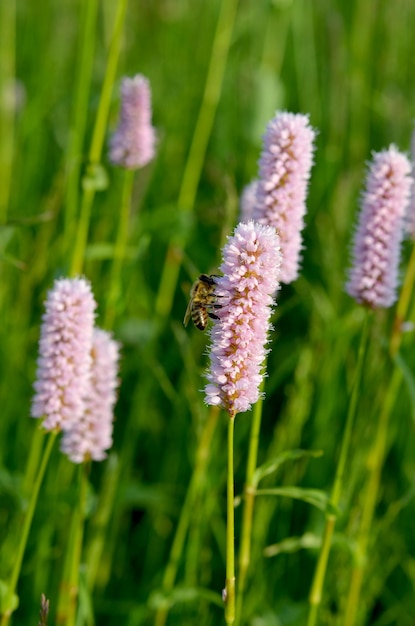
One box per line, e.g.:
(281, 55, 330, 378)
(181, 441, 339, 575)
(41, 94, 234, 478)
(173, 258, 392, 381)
(346, 145, 412, 308)
(109, 74, 156, 169)
(61, 328, 121, 464)
(239, 180, 259, 223)
(254, 111, 316, 284)
(205, 221, 281, 418)
(405, 124, 415, 238)
(31, 278, 97, 431)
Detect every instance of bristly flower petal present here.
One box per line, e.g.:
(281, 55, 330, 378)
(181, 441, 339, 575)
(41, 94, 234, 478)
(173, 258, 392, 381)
(31, 278, 97, 431)
(109, 74, 156, 169)
(346, 145, 412, 308)
(254, 111, 316, 284)
(205, 221, 281, 417)
(61, 328, 120, 464)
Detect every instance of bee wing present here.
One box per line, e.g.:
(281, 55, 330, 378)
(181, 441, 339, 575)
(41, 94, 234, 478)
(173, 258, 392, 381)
(183, 298, 193, 327)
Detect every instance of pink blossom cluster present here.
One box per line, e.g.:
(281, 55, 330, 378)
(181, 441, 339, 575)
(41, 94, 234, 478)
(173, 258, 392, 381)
(205, 221, 281, 417)
(239, 180, 258, 222)
(31, 278, 97, 431)
(109, 74, 156, 169)
(253, 112, 316, 284)
(405, 126, 415, 238)
(31, 278, 120, 463)
(61, 328, 120, 463)
(346, 146, 412, 308)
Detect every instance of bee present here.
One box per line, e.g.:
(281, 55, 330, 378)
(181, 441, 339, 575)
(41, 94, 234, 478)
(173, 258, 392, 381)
(183, 274, 222, 331)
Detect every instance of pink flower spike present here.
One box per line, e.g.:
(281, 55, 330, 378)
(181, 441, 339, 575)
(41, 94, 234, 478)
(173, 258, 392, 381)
(240, 180, 259, 222)
(346, 145, 412, 308)
(61, 328, 120, 464)
(31, 278, 97, 431)
(205, 221, 281, 417)
(405, 124, 415, 238)
(254, 111, 316, 284)
(109, 74, 156, 169)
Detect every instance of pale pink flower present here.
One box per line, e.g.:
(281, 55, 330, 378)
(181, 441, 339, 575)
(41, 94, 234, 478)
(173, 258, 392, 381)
(109, 74, 156, 169)
(254, 112, 316, 284)
(31, 278, 97, 431)
(346, 146, 412, 308)
(240, 180, 259, 222)
(205, 221, 281, 417)
(61, 329, 120, 463)
(405, 124, 415, 238)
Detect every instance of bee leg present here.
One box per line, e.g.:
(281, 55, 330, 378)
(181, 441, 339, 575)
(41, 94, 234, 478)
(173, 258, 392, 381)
(208, 312, 220, 320)
(199, 274, 216, 285)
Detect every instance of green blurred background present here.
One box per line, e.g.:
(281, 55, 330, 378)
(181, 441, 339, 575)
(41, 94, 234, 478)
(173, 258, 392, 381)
(1, 1, 415, 624)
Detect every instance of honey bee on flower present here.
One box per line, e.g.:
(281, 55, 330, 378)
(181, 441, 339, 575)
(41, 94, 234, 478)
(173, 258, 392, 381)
(183, 274, 222, 331)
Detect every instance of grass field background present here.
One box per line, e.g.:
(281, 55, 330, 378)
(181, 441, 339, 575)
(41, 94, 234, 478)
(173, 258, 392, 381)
(1, 1, 415, 625)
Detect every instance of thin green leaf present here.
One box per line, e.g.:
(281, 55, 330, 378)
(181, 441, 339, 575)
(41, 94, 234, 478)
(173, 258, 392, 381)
(253, 448, 323, 487)
(85, 236, 150, 261)
(148, 586, 223, 611)
(264, 532, 321, 558)
(255, 486, 334, 514)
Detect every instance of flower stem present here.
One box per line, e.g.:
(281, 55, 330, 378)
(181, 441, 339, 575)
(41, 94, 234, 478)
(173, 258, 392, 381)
(22, 425, 44, 495)
(154, 0, 239, 324)
(70, 187, 94, 277)
(154, 407, 219, 626)
(390, 244, 415, 356)
(56, 463, 90, 626)
(225, 414, 236, 625)
(70, 0, 128, 276)
(307, 311, 371, 626)
(85, 454, 119, 591)
(70, 464, 90, 626)
(0, 430, 57, 626)
(236, 379, 265, 623)
(343, 246, 415, 625)
(343, 369, 400, 626)
(63, 0, 99, 256)
(0, 0, 16, 224)
(104, 168, 135, 328)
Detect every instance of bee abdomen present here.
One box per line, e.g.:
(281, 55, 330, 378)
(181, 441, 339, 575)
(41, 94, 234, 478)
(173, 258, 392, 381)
(193, 308, 208, 330)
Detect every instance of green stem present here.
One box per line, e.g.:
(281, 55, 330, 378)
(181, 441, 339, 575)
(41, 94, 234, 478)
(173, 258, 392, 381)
(56, 463, 90, 626)
(88, 0, 128, 166)
(0, 0, 16, 224)
(390, 244, 415, 357)
(69, 463, 90, 626)
(343, 369, 400, 626)
(70, 187, 95, 277)
(154, 407, 219, 626)
(343, 244, 415, 625)
(154, 0, 239, 323)
(225, 414, 236, 626)
(22, 425, 44, 495)
(85, 454, 120, 591)
(0, 430, 57, 625)
(236, 379, 265, 623)
(307, 311, 371, 626)
(63, 0, 99, 256)
(104, 168, 135, 328)
(70, 0, 128, 276)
